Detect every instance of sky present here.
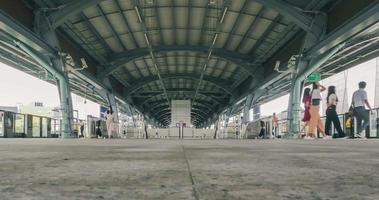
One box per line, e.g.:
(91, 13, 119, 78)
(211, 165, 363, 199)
(0, 62, 99, 120)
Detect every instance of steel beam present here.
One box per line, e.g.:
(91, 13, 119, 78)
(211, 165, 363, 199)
(124, 73, 237, 97)
(139, 92, 224, 110)
(253, 0, 315, 32)
(306, 2, 379, 56)
(135, 88, 228, 96)
(15, 36, 75, 138)
(0, 10, 55, 56)
(48, 0, 105, 29)
(99, 45, 258, 77)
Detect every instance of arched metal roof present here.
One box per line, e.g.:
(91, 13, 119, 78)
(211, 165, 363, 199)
(0, 0, 378, 127)
(56, 0, 304, 127)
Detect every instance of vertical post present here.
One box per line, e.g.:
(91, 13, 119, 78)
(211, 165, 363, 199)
(287, 14, 326, 137)
(34, 10, 74, 138)
(287, 72, 304, 137)
(374, 58, 379, 108)
(243, 94, 253, 124)
(56, 74, 74, 138)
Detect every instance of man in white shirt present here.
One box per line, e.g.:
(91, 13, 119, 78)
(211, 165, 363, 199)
(352, 81, 372, 138)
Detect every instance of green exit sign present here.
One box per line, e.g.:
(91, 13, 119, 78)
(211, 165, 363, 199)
(306, 72, 321, 82)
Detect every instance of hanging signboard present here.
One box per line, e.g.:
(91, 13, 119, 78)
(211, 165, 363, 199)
(306, 72, 321, 82)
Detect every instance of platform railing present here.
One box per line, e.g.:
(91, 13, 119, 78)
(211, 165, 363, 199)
(275, 107, 379, 138)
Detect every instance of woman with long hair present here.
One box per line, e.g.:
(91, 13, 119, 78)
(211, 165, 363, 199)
(308, 82, 329, 138)
(325, 86, 345, 138)
(106, 106, 114, 139)
(300, 88, 311, 137)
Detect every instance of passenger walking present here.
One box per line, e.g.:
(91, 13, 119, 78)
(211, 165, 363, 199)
(106, 106, 114, 139)
(308, 82, 328, 138)
(352, 81, 372, 138)
(325, 86, 345, 138)
(301, 88, 311, 138)
(80, 121, 85, 138)
(272, 113, 278, 138)
(259, 121, 266, 138)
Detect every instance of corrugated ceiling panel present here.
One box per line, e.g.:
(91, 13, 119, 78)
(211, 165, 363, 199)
(238, 38, 257, 54)
(106, 13, 127, 35)
(177, 54, 186, 65)
(149, 30, 161, 46)
(158, 8, 172, 28)
(125, 63, 135, 71)
(215, 32, 229, 48)
(105, 37, 124, 52)
(99, 1, 117, 13)
(89, 16, 111, 38)
(250, 18, 271, 40)
(130, 70, 140, 79)
(174, 0, 187, 6)
(192, 0, 207, 7)
(208, 58, 218, 68)
(144, 58, 153, 70)
(82, 6, 98, 18)
(117, 0, 134, 10)
(222, 72, 233, 80)
(262, 8, 279, 20)
(176, 7, 187, 28)
(230, 0, 246, 11)
(227, 63, 238, 73)
(166, 52, 176, 65)
(190, 8, 204, 29)
(140, 68, 149, 77)
(177, 29, 187, 45)
(134, 59, 146, 71)
(189, 30, 201, 45)
(221, 12, 238, 32)
(157, 0, 171, 7)
(224, 35, 242, 51)
(120, 34, 137, 50)
(125, 11, 143, 32)
(133, 33, 148, 49)
(246, 1, 263, 14)
(235, 15, 255, 36)
(161, 30, 175, 45)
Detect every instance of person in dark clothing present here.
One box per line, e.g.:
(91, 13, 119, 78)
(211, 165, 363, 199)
(96, 120, 102, 138)
(80, 122, 84, 137)
(352, 81, 372, 138)
(325, 86, 345, 138)
(259, 121, 266, 138)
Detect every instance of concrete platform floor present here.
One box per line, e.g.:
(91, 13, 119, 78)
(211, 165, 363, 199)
(0, 139, 379, 200)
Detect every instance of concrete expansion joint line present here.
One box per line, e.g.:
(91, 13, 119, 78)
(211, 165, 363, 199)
(182, 145, 201, 200)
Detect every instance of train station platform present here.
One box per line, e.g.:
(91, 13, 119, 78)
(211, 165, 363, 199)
(1, 139, 379, 200)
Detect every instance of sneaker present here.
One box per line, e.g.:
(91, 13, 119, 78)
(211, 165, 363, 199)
(354, 133, 362, 138)
(322, 136, 332, 139)
(304, 136, 314, 140)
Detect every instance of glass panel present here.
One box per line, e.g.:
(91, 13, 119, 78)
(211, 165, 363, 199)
(0, 111, 4, 137)
(14, 114, 25, 134)
(32, 116, 40, 137)
(42, 118, 47, 137)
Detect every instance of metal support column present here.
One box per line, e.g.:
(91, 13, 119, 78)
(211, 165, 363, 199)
(243, 94, 253, 124)
(287, 14, 327, 137)
(31, 10, 76, 138)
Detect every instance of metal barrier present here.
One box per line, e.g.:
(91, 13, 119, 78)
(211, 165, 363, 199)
(273, 108, 379, 138)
